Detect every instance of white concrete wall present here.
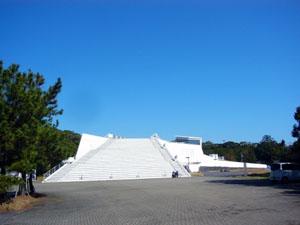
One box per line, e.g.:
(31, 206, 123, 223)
(200, 154, 266, 168)
(157, 138, 266, 172)
(157, 138, 204, 165)
(75, 133, 108, 160)
(189, 164, 201, 172)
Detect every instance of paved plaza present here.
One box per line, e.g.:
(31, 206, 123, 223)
(1, 177, 300, 225)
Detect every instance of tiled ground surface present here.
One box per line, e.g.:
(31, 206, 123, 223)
(1, 177, 300, 225)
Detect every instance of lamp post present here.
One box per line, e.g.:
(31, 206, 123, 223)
(241, 152, 247, 176)
(186, 156, 190, 168)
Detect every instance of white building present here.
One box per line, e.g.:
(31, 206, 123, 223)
(157, 135, 266, 172)
(43, 133, 266, 183)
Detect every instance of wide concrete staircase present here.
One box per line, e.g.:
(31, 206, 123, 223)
(44, 138, 190, 183)
(150, 137, 191, 178)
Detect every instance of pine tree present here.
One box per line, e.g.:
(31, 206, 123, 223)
(292, 107, 300, 140)
(291, 106, 300, 163)
(0, 60, 62, 194)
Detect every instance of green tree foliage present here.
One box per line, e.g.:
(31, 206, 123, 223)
(203, 135, 287, 165)
(36, 127, 80, 176)
(59, 130, 81, 160)
(203, 141, 257, 162)
(0, 61, 62, 194)
(292, 107, 300, 139)
(0, 175, 23, 201)
(254, 135, 282, 164)
(238, 142, 257, 162)
(203, 107, 300, 164)
(290, 106, 300, 163)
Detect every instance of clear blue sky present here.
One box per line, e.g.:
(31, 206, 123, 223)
(1, 0, 299, 144)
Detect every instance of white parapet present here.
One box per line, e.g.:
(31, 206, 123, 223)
(199, 154, 267, 168)
(75, 133, 108, 160)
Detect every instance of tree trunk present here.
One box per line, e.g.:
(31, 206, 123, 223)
(0, 188, 6, 201)
(19, 173, 27, 196)
(29, 173, 35, 194)
(0, 166, 6, 175)
(0, 167, 7, 201)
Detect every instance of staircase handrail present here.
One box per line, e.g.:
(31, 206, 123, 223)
(43, 161, 71, 179)
(152, 137, 180, 163)
(151, 137, 190, 177)
(150, 137, 169, 162)
(43, 139, 114, 182)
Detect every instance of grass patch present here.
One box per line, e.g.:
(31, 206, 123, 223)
(36, 176, 44, 183)
(230, 168, 268, 174)
(234, 172, 270, 179)
(0, 193, 46, 213)
(191, 172, 204, 177)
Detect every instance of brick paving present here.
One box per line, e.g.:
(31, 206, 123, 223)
(1, 177, 300, 225)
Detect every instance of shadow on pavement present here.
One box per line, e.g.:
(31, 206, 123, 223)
(203, 171, 244, 177)
(206, 178, 300, 196)
(30, 192, 47, 198)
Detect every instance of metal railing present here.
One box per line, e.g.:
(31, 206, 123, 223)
(151, 137, 191, 177)
(43, 161, 70, 179)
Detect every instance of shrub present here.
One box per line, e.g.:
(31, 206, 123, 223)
(0, 175, 23, 199)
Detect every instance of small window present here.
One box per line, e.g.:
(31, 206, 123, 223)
(271, 164, 280, 171)
(282, 164, 293, 170)
(290, 164, 300, 170)
(294, 164, 300, 170)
